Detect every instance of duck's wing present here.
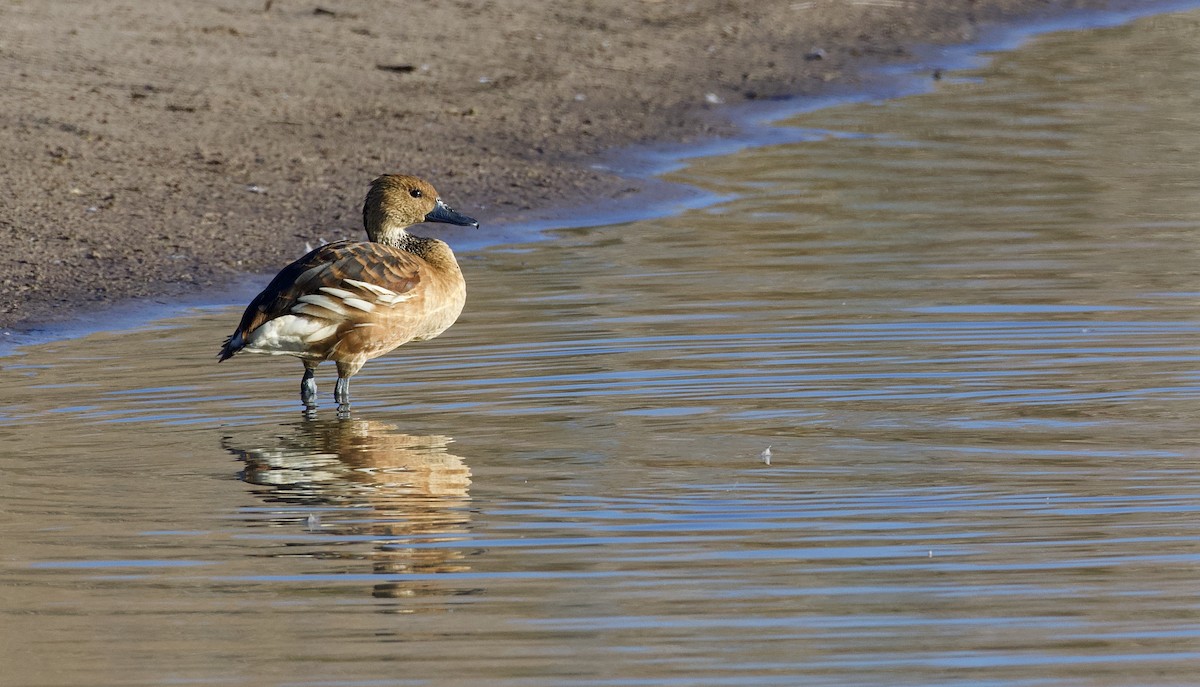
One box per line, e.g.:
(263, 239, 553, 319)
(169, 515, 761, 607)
(218, 241, 425, 360)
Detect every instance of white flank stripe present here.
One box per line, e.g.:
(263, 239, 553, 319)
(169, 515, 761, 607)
(377, 291, 415, 305)
(296, 293, 350, 316)
(344, 278, 398, 298)
(318, 286, 356, 300)
(291, 303, 332, 318)
(342, 297, 376, 313)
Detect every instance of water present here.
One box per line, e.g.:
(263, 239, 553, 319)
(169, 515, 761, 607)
(5, 8, 1200, 686)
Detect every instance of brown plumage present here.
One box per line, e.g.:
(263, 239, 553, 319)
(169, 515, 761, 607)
(219, 175, 478, 412)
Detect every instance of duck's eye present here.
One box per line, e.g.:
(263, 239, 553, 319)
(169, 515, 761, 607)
(409, 189, 423, 198)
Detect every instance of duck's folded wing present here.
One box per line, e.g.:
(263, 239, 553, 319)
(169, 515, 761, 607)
(219, 241, 424, 359)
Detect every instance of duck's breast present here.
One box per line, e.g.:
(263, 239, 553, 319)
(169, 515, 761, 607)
(331, 259, 466, 362)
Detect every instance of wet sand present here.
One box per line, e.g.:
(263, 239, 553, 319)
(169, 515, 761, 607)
(0, 0, 1158, 331)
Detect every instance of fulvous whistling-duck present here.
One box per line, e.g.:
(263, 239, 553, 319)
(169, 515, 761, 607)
(219, 174, 478, 413)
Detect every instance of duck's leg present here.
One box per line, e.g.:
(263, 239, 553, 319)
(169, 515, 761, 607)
(334, 376, 349, 407)
(301, 361, 319, 409)
(334, 360, 363, 415)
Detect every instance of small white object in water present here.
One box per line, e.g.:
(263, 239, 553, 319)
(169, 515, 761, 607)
(306, 513, 320, 531)
(760, 446, 772, 465)
(928, 550, 933, 558)
(705, 92, 724, 105)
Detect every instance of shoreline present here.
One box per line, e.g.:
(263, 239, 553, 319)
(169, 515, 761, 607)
(0, 0, 1189, 343)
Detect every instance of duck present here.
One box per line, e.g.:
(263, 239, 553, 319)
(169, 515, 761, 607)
(218, 174, 478, 413)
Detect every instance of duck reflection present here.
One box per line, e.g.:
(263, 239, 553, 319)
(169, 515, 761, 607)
(223, 418, 475, 601)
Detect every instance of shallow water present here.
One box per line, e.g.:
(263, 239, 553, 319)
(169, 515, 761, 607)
(6, 8, 1200, 686)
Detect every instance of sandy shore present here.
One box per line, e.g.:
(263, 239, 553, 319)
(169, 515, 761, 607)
(0, 0, 1156, 331)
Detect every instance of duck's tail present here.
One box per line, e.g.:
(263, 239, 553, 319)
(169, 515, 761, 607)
(217, 332, 244, 362)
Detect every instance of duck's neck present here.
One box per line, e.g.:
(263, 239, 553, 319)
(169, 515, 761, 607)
(374, 227, 419, 252)
(375, 228, 460, 271)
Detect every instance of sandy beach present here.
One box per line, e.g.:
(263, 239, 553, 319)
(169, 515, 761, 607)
(0, 0, 1154, 331)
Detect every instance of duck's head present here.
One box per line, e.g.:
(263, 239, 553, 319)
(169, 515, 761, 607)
(363, 174, 478, 244)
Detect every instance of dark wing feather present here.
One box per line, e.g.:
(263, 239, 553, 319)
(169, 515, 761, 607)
(218, 241, 424, 360)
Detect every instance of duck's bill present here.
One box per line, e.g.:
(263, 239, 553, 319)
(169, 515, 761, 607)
(425, 199, 479, 228)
